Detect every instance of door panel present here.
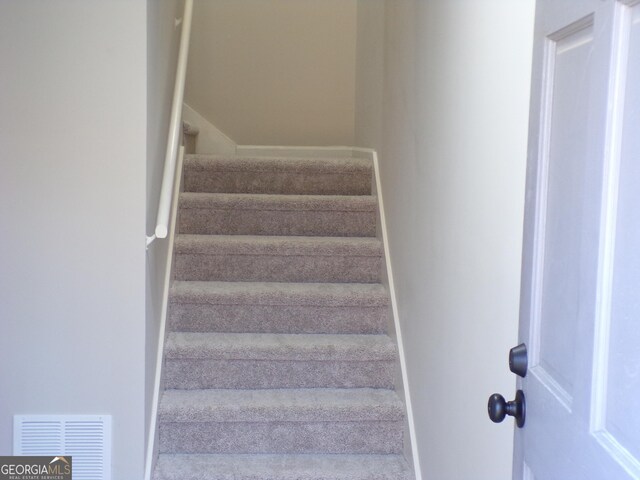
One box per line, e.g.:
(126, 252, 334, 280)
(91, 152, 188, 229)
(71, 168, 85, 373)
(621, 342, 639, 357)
(599, 1, 640, 472)
(536, 15, 595, 406)
(514, 0, 640, 478)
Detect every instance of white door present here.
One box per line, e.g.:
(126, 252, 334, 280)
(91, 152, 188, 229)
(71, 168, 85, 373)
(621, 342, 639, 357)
(513, 0, 640, 478)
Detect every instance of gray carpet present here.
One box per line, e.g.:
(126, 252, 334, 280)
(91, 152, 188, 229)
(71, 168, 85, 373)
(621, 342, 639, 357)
(155, 454, 411, 480)
(155, 155, 413, 479)
(174, 235, 383, 283)
(183, 155, 373, 196)
(178, 193, 377, 237)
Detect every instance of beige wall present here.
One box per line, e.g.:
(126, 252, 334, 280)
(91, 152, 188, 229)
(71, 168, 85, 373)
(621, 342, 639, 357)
(355, 1, 535, 478)
(354, 0, 385, 150)
(0, 1, 147, 477)
(186, 0, 357, 146)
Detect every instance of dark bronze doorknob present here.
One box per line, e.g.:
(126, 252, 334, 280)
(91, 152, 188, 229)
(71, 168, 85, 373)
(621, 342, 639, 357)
(488, 390, 525, 428)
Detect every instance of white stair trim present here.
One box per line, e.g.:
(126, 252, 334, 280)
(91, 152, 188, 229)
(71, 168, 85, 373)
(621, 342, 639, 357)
(144, 147, 184, 480)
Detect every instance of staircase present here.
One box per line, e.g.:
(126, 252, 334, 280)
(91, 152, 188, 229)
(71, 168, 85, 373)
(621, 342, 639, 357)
(154, 154, 414, 480)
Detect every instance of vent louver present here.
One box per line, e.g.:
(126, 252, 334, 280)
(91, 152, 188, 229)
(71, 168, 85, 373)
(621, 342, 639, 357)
(14, 415, 111, 480)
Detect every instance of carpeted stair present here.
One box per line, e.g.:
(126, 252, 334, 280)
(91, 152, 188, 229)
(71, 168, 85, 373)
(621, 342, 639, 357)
(154, 155, 413, 480)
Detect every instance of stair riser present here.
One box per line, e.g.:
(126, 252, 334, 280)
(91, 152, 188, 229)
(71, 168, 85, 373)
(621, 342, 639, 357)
(159, 421, 404, 454)
(184, 171, 371, 196)
(153, 454, 413, 480)
(174, 254, 382, 283)
(178, 209, 376, 237)
(169, 304, 388, 334)
(164, 359, 395, 389)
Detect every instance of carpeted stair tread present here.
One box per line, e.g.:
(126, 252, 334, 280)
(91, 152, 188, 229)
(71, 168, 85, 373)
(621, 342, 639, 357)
(174, 235, 383, 256)
(164, 332, 396, 360)
(163, 332, 396, 389)
(173, 235, 383, 283)
(183, 155, 372, 196)
(178, 193, 377, 237)
(159, 388, 404, 423)
(168, 281, 390, 334)
(179, 193, 377, 211)
(184, 155, 372, 174)
(153, 453, 412, 480)
(159, 422, 403, 455)
(170, 281, 389, 307)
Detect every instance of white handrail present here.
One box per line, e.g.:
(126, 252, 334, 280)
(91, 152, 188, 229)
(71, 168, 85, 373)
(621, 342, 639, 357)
(147, 0, 194, 248)
(143, 145, 185, 480)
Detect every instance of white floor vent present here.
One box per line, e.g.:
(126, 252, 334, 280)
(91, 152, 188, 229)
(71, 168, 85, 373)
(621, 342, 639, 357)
(14, 415, 111, 480)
